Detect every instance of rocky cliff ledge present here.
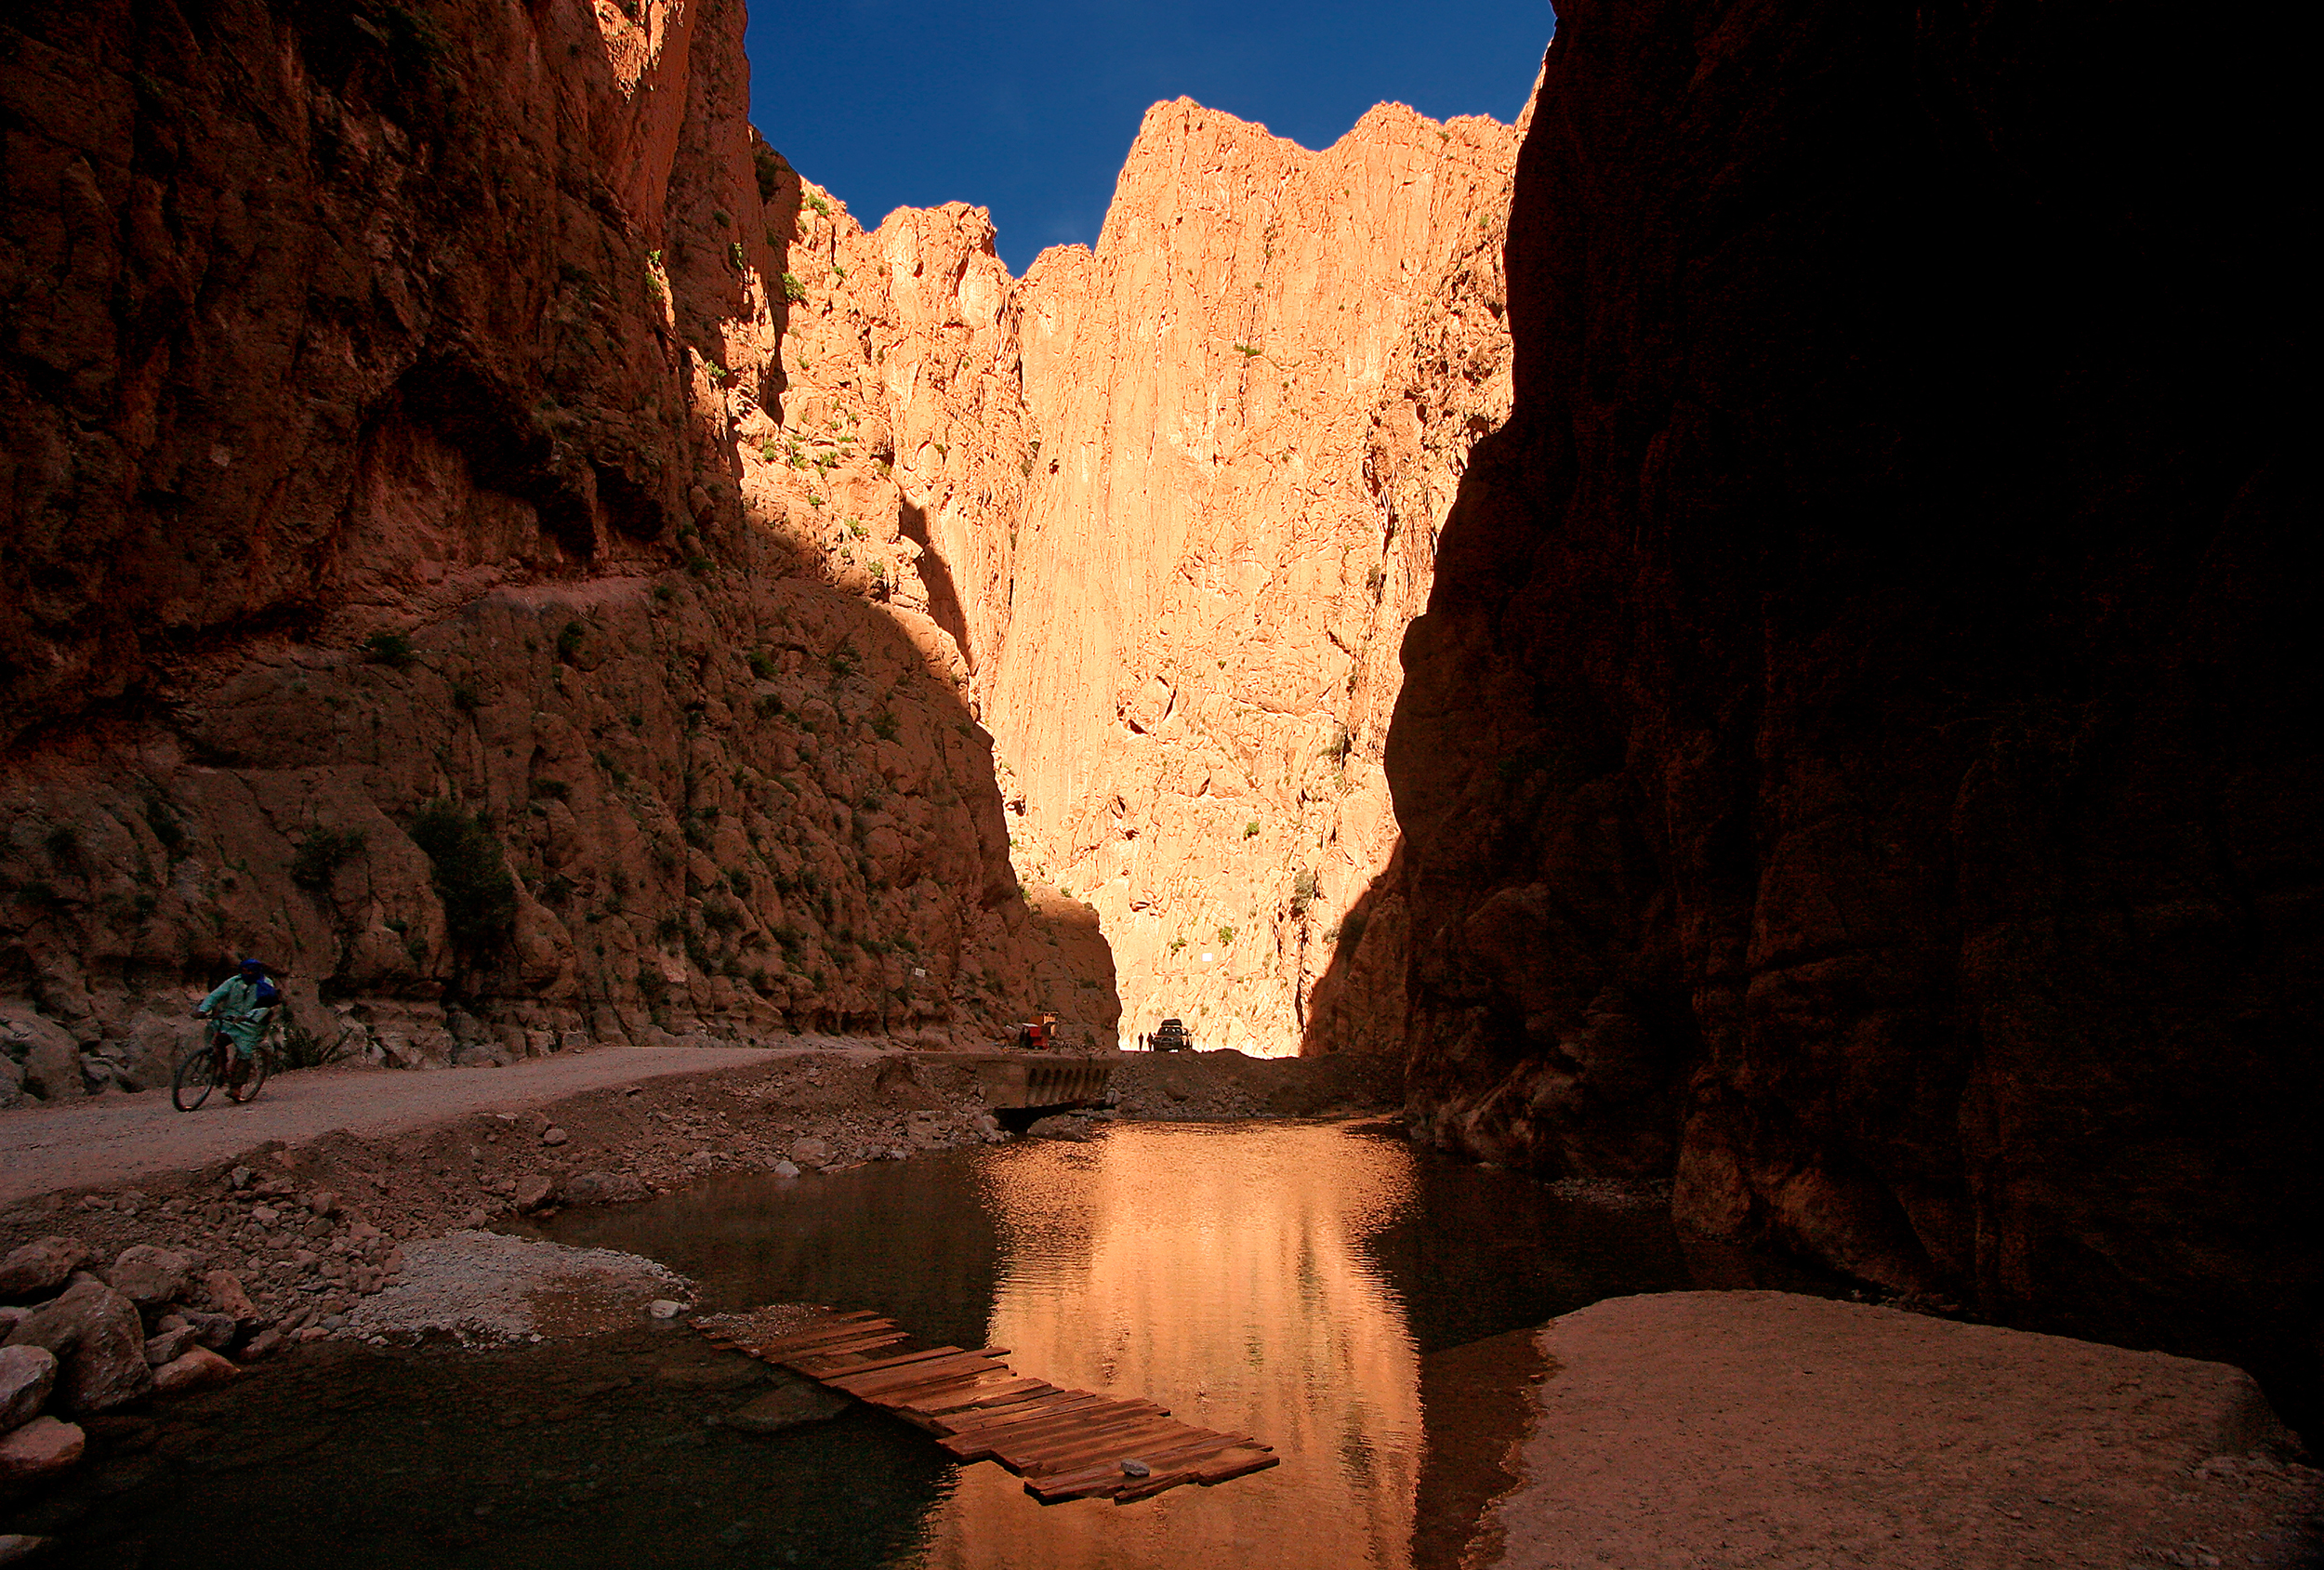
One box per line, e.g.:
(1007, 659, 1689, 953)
(1367, 0, 2317, 1422)
(0, 0, 1052, 1088)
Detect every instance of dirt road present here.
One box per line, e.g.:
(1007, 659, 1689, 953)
(0, 1042, 846, 1203)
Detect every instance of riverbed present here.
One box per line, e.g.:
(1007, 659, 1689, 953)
(17, 1119, 1764, 1569)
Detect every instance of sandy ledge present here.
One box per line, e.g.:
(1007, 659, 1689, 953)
(1479, 1291, 2323, 1569)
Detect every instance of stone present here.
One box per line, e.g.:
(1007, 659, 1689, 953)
(540, 1127, 570, 1147)
(152, 1347, 239, 1396)
(199, 1271, 257, 1321)
(1118, 1458, 1151, 1478)
(770, 1160, 800, 1179)
(2, 1278, 154, 1413)
(178, 1311, 237, 1352)
(143, 1327, 199, 1366)
(0, 1346, 59, 1431)
(236, 1328, 284, 1364)
(511, 1174, 557, 1213)
(303, 1190, 340, 1218)
(646, 1300, 686, 1321)
(1023, 1115, 1092, 1142)
(0, 1238, 90, 1302)
(559, 1171, 648, 1207)
(787, 1138, 830, 1165)
(720, 1379, 851, 1434)
(104, 1246, 195, 1309)
(0, 1417, 84, 1483)
(0, 1535, 54, 1565)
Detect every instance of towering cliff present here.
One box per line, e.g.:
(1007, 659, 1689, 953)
(715, 100, 1523, 1053)
(1371, 1, 2317, 1418)
(987, 101, 1516, 1054)
(0, 0, 1050, 1091)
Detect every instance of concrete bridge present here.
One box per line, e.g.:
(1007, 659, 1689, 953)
(957, 1052, 1116, 1112)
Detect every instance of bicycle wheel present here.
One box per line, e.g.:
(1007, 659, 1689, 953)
(230, 1046, 271, 1104)
(171, 1045, 218, 1112)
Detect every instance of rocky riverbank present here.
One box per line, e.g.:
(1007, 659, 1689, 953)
(0, 1042, 1398, 1528)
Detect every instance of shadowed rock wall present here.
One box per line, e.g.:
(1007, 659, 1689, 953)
(0, 0, 1050, 1090)
(1371, 2, 2317, 1418)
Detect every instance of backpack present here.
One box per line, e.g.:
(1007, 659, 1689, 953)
(254, 979, 283, 1009)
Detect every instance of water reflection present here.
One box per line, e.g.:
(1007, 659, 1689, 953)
(920, 1125, 1425, 1570)
(20, 1121, 1714, 1570)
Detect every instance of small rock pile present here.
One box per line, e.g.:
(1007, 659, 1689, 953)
(0, 1234, 264, 1492)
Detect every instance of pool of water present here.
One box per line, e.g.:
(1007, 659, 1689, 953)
(17, 1119, 1784, 1570)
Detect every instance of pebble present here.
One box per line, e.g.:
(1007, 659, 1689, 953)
(647, 1300, 686, 1321)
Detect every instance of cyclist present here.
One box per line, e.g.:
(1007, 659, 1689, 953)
(193, 957, 280, 1102)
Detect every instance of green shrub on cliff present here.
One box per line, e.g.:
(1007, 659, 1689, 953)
(407, 803, 517, 963)
(290, 827, 366, 891)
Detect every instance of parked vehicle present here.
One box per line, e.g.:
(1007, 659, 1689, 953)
(1150, 1017, 1193, 1052)
(1016, 1012, 1059, 1050)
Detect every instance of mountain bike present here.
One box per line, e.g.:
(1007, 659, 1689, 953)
(171, 1015, 279, 1111)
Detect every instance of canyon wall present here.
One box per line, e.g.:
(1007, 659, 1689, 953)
(991, 101, 1517, 1052)
(0, 0, 1056, 1093)
(1373, 2, 2317, 1418)
(729, 100, 1523, 1053)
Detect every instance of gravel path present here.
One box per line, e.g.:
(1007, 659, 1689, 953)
(0, 1043, 852, 1202)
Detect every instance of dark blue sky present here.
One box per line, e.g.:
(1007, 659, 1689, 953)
(743, 3, 1555, 275)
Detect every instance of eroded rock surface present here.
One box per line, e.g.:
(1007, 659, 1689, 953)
(1364, 0, 2317, 1427)
(1482, 1293, 2323, 1569)
(0, 0, 1051, 1072)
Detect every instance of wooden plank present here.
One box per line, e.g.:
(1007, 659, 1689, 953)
(936, 1399, 1149, 1455)
(906, 1377, 1059, 1416)
(772, 1338, 906, 1366)
(941, 1403, 1147, 1459)
(822, 1352, 1001, 1395)
(1116, 1446, 1278, 1504)
(932, 1391, 1136, 1433)
(794, 1344, 993, 1378)
(1010, 1419, 1203, 1477)
(1015, 1418, 1211, 1477)
(1024, 1428, 1256, 1493)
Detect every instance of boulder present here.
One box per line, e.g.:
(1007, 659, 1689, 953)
(0, 1237, 90, 1302)
(152, 1348, 239, 1396)
(3, 1278, 153, 1413)
(0, 1534, 56, 1565)
(1023, 1114, 1093, 1142)
(199, 1270, 257, 1321)
(559, 1170, 648, 1207)
(511, 1174, 557, 1213)
(0, 1417, 84, 1483)
(144, 1326, 199, 1366)
(0, 1009, 84, 1102)
(720, 1378, 851, 1434)
(0, 1345, 59, 1430)
(104, 1246, 195, 1309)
(179, 1310, 238, 1352)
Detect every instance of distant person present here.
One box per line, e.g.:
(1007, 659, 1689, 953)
(193, 957, 280, 1100)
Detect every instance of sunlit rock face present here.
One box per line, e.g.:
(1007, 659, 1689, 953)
(726, 100, 1524, 1055)
(925, 1126, 1422, 1568)
(1379, 0, 2317, 1420)
(0, 0, 1050, 1075)
(991, 101, 1519, 1055)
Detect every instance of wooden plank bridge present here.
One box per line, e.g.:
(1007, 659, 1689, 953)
(695, 1305, 1279, 1504)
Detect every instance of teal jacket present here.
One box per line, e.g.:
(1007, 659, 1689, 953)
(198, 975, 274, 1054)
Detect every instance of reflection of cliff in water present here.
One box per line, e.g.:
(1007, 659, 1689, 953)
(921, 1124, 1425, 1570)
